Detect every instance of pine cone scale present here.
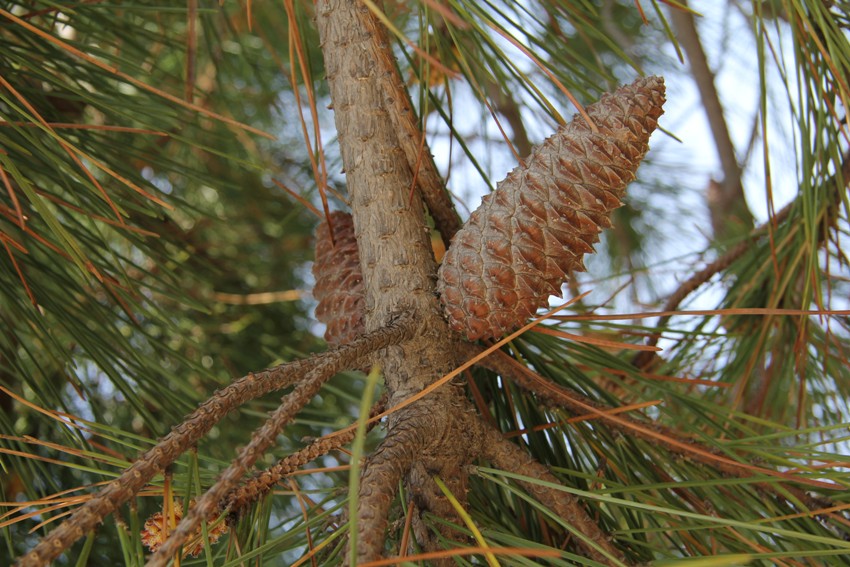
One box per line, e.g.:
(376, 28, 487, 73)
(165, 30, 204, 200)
(312, 212, 366, 345)
(437, 76, 665, 340)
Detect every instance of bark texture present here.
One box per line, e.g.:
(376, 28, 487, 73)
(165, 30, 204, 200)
(316, 0, 484, 562)
(315, 4, 665, 561)
(317, 0, 449, 397)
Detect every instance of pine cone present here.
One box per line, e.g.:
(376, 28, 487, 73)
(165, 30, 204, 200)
(437, 76, 666, 340)
(312, 211, 366, 345)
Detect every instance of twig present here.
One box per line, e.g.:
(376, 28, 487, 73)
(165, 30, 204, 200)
(17, 313, 415, 567)
(669, 0, 753, 237)
(631, 235, 756, 369)
(634, 151, 850, 368)
(478, 422, 628, 566)
(225, 394, 388, 520)
(146, 366, 343, 565)
(484, 77, 532, 158)
(466, 344, 841, 499)
(147, 315, 415, 565)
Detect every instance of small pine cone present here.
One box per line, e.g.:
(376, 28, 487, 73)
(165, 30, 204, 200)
(437, 76, 666, 340)
(312, 211, 366, 345)
(141, 499, 228, 557)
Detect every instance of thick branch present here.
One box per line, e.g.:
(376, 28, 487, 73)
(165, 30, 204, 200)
(317, 0, 455, 401)
(17, 316, 414, 567)
(479, 423, 627, 566)
(406, 461, 468, 558)
(347, 411, 430, 563)
(317, 1, 484, 563)
(348, 396, 481, 564)
(369, 10, 462, 242)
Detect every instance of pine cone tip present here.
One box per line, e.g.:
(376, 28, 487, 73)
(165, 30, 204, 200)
(437, 76, 666, 340)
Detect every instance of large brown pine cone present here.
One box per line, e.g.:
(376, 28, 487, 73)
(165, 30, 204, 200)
(312, 211, 366, 345)
(437, 76, 666, 340)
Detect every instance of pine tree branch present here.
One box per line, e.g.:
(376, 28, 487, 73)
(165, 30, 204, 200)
(633, 152, 850, 368)
(147, 315, 414, 565)
(316, 0, 454, 397)
(146, 366, 346, 565)
(479, 422, 628, 566)
(367, 5, 463, 242)
(347, 410, 431, 564)
(317, 1, 481, 562)
(17, 314, 415, 567)
(669, 1, 754, 239)
(225, 394, 387, 521)
(631, 205, 790, 368)
(466, 344, 840, 498)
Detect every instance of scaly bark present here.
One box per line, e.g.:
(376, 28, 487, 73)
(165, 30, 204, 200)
(369, 17, 463, 242)
(316, 0, 483, 562)
(350, 412, 430, 561)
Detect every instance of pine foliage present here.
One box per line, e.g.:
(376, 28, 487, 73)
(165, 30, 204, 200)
(2, 1, 849, 566)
